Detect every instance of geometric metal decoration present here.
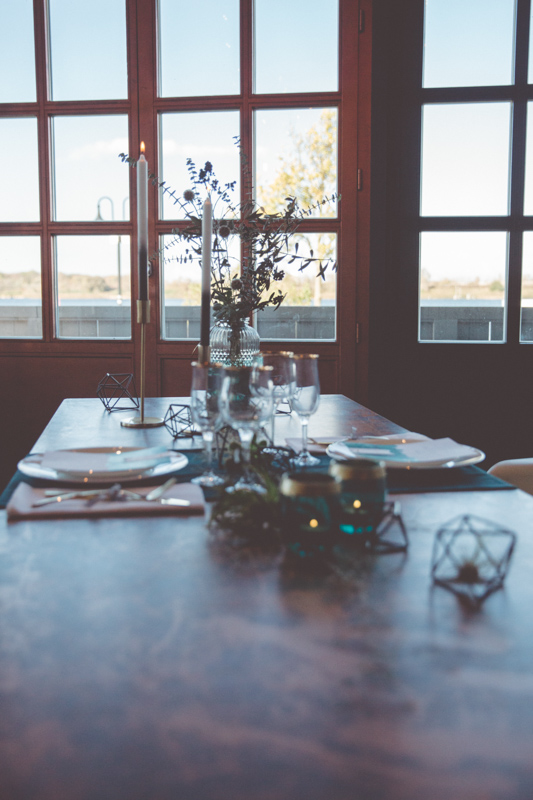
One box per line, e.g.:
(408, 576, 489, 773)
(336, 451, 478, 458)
(370, 500, 409, 553)
(97, 373, 139, 412)
(335, 500, 409, 555)
(164, 403, 200, 439)
(215, 424, 241, 467)
(431, 513, 517, 606)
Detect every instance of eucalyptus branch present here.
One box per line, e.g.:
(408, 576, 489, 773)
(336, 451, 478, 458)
(119, 144, 338, 326)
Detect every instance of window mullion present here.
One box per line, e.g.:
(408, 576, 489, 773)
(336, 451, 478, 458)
(508, 0, 531, 343)
(33, 0, 54, 342)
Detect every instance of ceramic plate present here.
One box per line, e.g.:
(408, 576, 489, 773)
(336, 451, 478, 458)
(326, 440, 485, 470)
(18, 447, 188, 484)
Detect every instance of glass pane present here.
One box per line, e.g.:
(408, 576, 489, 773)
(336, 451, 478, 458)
(0, 119, 39, 222)
(52, 116, 129, 222)
(423, 0, 515, 88)
(0, 237, 41, 339)
(48, 0, 127, 101)
(523, 103, 533, 214)
(160, 111, 240, 220)
(254, 0, 338, 94)
(257, 233, 336, 341)
(255, 108, 338, 218)
(161, 234, 241, 340)
(421, 103, 511, 217)
(520, 233, 533, 341)
(159, 0, 239, 97)
(55, 236, 131, 339)
(419, 232, 507, 343)
(0, 0, 36, 102)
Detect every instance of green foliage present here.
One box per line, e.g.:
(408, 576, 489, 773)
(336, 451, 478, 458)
(120, 138, 338, 331)
(209, 437, 294, 544)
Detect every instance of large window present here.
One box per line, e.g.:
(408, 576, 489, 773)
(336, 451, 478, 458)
(0, 0, 132, 341)
(0, 0, 352, 347)
(157, 0, 340, 344)
(418, 0, 533, 344)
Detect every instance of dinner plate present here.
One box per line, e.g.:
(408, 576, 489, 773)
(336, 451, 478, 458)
(326, 439, 485, 470)
(18, 447, 188, 484)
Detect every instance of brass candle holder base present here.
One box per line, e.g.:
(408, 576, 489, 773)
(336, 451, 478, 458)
(120, 415, 165, 429)
(121, 300, 164, 429)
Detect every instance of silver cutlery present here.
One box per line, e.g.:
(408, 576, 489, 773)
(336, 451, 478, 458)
(32, 480, 189, 508)
(33, 489, 103, 507)
(144, 477, 177, 502)
(32, 484, 142, 508)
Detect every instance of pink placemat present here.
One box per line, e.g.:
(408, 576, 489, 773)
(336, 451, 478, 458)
(7, 482, 205, 521)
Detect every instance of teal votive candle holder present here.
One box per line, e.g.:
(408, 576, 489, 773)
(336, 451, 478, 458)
(279, 472, 341, 558)
(329, 458, 387, 543)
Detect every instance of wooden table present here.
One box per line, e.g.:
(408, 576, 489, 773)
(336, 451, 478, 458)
(1, 396, 533, 800)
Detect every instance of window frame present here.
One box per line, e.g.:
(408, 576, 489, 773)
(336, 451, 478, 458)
(0, 0, 369, 402)
(414, 0, 533, 346)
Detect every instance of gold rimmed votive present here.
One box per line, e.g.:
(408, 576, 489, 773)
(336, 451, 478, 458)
(329, 458, 387, 541)
(279, 472, 340, 558)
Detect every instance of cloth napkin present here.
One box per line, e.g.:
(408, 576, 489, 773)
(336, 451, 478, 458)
(7, 481, 205, 521)
(328, 436, 481, 466)
(286, 432, 430, 455)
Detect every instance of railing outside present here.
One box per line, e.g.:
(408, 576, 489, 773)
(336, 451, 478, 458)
(2, 300, 533, 342)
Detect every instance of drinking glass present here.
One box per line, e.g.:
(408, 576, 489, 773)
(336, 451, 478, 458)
(291, 354, 321, 467)
(190, 362, 225, 487)
(253, 351, 296, 445)
(219, 365, 274, 492)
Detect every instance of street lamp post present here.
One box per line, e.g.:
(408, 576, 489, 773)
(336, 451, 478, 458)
(95, 196, 123, 304)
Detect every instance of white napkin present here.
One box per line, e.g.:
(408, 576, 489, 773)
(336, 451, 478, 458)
(329, 436, 480, 466)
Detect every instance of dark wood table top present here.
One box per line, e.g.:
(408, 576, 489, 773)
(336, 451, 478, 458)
(1, 395, 533, 800)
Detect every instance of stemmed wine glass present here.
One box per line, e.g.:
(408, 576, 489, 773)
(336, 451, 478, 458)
(218, 365, 274, 493)
(253, 351, 296, 446)
(291, 354, 321, 467)
(190, 362, 225, 487)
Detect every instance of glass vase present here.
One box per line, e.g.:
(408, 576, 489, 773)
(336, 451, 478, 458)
(210, 320, 260, 367)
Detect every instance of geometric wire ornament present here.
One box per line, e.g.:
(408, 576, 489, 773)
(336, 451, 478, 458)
(370, 500, 409, 554)
(164, 403, 200, 439)
(97, 373, 139, 412)
(335, 500, 409, 555)
(215, 424, 242, 467)
(431, 513, 517, 607)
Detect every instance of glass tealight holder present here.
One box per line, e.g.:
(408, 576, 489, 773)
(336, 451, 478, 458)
(279, 472, 341, 559)
(329, 458, 387, 544)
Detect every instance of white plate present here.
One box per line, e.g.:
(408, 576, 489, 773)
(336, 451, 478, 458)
(18, 447, 189, 484)
(326, 440, 485, 470)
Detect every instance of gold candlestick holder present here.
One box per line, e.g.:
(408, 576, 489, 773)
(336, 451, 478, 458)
(121, 300, 164, 429)
(197, 344, 210, 364)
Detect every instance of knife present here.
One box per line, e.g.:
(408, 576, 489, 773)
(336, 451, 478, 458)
(145, 477, 177, 501)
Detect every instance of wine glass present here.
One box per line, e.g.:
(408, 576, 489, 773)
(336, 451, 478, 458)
(218, 365, 274, 493)
(190, 362, 225, 487)
(253, 351, 296, 446)
(291, 354, 321, 467)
